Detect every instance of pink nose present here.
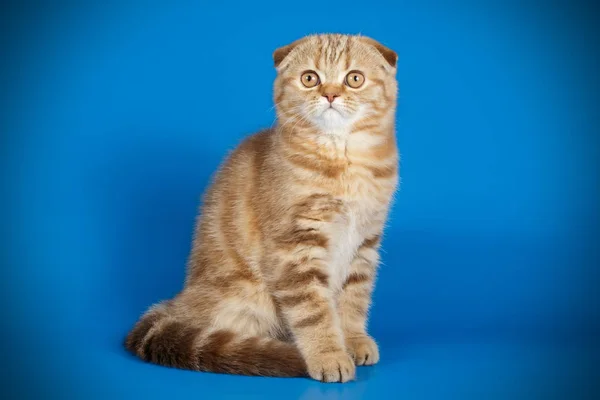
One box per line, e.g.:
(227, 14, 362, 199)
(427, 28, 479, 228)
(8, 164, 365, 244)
(323, 93, 340, 103)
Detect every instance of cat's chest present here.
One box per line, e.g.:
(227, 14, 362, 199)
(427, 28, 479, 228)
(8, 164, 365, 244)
(312, 135, 397, 290)
(328, 195, 385, 291)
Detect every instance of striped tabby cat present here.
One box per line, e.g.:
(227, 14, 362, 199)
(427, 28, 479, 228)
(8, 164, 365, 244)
(125, 34, 399, 383)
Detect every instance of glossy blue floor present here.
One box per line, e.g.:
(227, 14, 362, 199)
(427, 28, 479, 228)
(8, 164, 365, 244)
(66, 333, 600, 398)
(4, 2, 598, 399)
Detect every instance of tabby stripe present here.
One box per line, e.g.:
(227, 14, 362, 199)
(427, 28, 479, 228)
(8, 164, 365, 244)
(288, 268, 329, 287)
(371, 78, 392, 102)
(143, 322, 201, 368)
(284, 153, 344, 178)
(315, 36, 323, 69)
(278, 228, 329, 248)
(205, 330, 235, 351)
(370, 164, 397, 179)
(124, 312, 162, 353)
(295, 310, 327, 328)
(278, 291, 316, 307)
(361, 235, 381, 249)
(343, 273, 372, 289)
(352, 123, 380, 132)
(344, 38, 352, 70)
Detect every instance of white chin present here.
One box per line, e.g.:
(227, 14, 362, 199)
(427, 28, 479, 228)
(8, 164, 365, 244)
(318, 108, 347, 130)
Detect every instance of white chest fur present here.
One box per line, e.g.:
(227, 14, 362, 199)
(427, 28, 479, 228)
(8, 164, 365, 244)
(329, 204, 363, 291)
(315, 132, 397, 291)
(328, 196, 384, 292)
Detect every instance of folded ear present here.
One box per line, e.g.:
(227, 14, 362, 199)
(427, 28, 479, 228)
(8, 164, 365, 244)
(273, 37, 309, 68)
(357, 36, 397, 68)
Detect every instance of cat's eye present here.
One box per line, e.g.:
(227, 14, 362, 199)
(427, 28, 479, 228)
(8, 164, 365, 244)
(301, 71, 320, 88)
(345, 71, 365, 88)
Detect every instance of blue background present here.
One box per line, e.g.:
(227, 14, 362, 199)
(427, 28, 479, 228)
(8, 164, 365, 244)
(2, 1, 599, 398)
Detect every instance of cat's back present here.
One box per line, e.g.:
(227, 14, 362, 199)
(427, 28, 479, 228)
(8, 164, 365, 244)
(196, 129, 279, 260)
(204, 129, 275, 203)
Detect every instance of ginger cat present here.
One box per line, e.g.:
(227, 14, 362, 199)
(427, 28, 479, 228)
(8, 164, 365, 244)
(125, 34, 399, 383)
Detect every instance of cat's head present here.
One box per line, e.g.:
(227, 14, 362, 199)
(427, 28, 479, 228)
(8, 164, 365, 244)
(273, 34, 397, 134)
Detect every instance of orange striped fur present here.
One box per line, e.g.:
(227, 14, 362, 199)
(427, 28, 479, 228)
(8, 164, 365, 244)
(125, 34, 399, 383)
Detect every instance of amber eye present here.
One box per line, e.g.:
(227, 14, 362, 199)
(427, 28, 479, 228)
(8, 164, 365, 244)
(345, 71, 365, 88)
(300, 71, 320, 88)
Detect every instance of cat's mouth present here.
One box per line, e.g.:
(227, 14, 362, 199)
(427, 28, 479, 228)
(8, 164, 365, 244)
(322, 104, 345, 117)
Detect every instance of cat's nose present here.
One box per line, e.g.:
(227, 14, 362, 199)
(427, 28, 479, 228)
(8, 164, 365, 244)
(323, 92, 340, 103)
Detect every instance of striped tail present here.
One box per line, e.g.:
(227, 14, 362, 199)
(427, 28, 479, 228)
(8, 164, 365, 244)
(124, 308, 307, 377)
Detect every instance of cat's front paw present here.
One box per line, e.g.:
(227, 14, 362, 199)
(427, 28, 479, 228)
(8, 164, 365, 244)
(346, 335, 379, 366)
(306, 350, 356, 383)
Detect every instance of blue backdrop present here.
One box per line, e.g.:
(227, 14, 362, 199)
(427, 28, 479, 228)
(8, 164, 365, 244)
(2, 1, 598, 398)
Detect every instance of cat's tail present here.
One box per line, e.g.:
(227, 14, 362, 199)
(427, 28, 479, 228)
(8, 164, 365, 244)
(124, 305, 307, 377)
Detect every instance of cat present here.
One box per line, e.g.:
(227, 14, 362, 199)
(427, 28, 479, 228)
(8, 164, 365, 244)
(125, 33, 399, 383)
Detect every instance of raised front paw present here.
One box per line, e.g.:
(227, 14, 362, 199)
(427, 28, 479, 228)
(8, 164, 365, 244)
(306, 350, 356, 383)
(346, 335, 380, 366)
